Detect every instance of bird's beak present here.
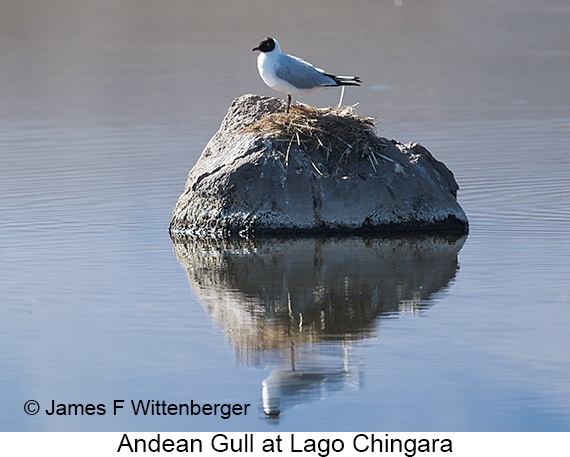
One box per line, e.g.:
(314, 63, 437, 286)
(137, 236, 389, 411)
(252, 46, 259, 52)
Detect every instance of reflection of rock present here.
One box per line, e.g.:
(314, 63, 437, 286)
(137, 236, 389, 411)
(173, 235, 465, 416)
(170, 94, 468, 236)
(173, 236, 465, 359)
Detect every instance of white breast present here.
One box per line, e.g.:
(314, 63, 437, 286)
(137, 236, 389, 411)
(257, 53, 313, 96)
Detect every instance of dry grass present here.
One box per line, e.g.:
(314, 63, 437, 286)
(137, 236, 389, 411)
(242, 103, 391, 172)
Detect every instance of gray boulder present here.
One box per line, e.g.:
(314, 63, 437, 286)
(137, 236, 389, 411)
(170, 94, 468, 237)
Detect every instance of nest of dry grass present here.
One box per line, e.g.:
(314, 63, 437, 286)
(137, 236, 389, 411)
(242, 103, 391, 173)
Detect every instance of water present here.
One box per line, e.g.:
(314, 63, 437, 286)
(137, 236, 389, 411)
(1, 0, 569, 432)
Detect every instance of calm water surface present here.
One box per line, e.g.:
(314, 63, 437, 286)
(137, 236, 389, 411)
(1, 0, 569, 431)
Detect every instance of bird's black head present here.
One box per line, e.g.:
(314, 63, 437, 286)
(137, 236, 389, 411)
(252, 37, 276, 53)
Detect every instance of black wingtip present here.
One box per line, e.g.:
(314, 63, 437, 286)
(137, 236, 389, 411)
(326, 74, 362, 86)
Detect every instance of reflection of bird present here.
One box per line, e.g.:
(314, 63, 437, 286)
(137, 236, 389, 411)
(262, 344, 359, 418)
(252, 37, 361, 113)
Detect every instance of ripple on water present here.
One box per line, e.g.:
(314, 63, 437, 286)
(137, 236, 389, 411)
(432, 117, 570, 236)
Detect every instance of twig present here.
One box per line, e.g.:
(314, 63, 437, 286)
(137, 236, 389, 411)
(310, 158, 323, 175)
(285, 134, 295, 169)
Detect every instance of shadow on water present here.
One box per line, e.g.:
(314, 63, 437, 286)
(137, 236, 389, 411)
(172, 235, 466, 420)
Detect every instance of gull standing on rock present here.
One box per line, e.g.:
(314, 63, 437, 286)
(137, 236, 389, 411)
(252, 37, 361, 113)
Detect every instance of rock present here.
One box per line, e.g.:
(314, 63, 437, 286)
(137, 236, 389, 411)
(170, 94, 468, 237)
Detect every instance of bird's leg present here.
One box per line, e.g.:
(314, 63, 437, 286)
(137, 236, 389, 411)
(337, 85, 346, 109)
(286, 94, 291, 113)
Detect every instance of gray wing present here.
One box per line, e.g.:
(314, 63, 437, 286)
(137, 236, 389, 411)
(275, 54, 337, 89)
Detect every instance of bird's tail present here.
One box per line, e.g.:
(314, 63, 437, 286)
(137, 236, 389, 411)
(327, 74, 362, 87)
